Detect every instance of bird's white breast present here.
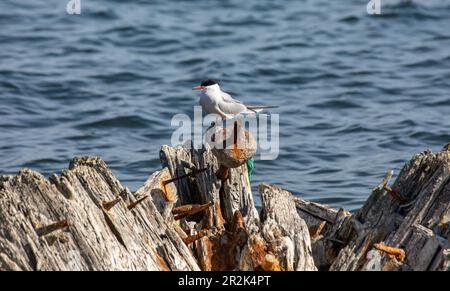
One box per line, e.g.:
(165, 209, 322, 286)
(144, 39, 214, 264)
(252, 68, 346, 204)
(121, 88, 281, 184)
(199, 91, 219, 114)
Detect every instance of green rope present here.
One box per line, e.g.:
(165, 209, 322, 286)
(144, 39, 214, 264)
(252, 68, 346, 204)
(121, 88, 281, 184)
(245, 157, 254, 181)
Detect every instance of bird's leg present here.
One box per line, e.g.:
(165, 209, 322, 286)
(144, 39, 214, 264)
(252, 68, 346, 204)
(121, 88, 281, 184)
(233, 120, 238, 150)
(207, 115, 223, 131)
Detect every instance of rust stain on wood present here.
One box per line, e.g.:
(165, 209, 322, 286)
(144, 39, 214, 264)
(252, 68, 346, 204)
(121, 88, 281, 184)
(146, 237, 170, 271)
(199, 237, 213, 271)
(201, 235, 237, 271)
(248, 236, 267, 269)
(231, 210, 245, 234)
(214, 200, 225, 229)
(198, 210, 249, 271)
(155, 251, 171, 271)
(262, 254, 281, 271)
(160, 180, 176, 202)
(195, 211, 249, 271)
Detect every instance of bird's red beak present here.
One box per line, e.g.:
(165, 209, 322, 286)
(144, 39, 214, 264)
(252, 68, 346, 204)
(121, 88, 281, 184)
(192, 86, 205, 90)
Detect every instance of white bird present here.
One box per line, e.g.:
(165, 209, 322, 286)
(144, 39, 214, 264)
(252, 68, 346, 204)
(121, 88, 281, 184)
(193, 79, 277, 120)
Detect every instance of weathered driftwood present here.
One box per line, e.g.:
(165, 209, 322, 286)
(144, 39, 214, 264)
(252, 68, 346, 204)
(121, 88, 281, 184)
(159, 144, 315, 271)
(1, 141, 449, 271)
(0, 157, 199, 271)
(258, 184, 316, 271)
(293, 146, 450, 271)
(293, 197, 351, 270)
(328, 147, 450, 271)
(360, 147, 450, 271)
(160, 144, 225, 229)
(134, 168, 178, 222)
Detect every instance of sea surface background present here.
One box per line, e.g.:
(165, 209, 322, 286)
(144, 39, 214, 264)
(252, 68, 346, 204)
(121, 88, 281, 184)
(1, 0, 449, 211)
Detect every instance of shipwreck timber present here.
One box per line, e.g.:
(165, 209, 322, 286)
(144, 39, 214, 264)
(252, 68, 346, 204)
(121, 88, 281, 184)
(0, 143, 449, 271)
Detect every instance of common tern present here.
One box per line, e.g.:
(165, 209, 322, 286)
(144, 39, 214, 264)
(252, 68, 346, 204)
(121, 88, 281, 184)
(193, 79, 277, 120)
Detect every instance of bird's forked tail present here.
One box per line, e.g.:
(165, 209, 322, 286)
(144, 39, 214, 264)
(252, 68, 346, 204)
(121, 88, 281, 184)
(245, 105, 278, 113)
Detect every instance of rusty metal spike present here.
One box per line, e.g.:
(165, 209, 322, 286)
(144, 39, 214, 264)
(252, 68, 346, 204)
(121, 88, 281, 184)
(310, 220, 327, 240)
(36, 218, 70, 237)
(127, 195, 149, 210)
(182, 230, 207, 245)
(383, 185, 408, 204)
(171, 205, 193, 215)
(102, 197, 122, 211)
(162, 168, 208, 186)
(172, 202, 213, 220)
(172, 201, 213, 214)
(373, 243, 406, 262)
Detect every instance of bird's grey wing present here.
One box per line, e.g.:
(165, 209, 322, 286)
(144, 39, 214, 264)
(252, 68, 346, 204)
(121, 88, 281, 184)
(221, 91, 243, 104)
(218, 98, 247, 115)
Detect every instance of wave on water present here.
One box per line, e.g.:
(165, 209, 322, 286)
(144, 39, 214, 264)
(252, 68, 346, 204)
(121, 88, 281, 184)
(76, 115, 151, 129)
(0, 0, 449, 211)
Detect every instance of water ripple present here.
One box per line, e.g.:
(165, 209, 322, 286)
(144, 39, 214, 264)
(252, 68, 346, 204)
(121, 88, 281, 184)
(0, 0, 449, 212)
(76, 116, 151, 129)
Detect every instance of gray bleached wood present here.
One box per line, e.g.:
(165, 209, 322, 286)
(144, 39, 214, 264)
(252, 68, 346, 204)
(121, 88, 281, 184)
(0, 157, 199, 271)
(1, 142, 449, 271)
(159, 144, 315, 270)
(330, 147, 450, 271)
(259, 183, 316, 271)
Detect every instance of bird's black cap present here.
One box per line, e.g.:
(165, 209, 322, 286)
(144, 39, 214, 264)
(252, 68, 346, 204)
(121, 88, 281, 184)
(201, 79, 218, 87)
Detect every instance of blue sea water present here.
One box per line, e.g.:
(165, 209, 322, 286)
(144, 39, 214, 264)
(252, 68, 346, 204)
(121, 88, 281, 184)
(1, 0, 449, 211)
